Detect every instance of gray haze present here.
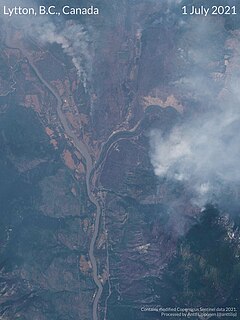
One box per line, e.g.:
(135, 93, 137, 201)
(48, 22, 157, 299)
(32, 20, 92, 88)
(150, 15, 240, 207)
(2, 0, 92, 88)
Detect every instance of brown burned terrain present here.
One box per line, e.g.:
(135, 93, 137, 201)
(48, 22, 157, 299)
(0, 0, 240, 320)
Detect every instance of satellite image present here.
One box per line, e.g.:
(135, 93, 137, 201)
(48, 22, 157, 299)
(0, 0, 240, 319)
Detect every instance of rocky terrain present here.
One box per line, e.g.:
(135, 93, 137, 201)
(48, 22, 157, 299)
(0, 0, 240, 320)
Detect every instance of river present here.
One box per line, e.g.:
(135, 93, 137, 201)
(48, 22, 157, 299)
(5, 32, 142, 320)
(26, 59, 103, 320)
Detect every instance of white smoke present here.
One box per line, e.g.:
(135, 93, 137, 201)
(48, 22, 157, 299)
(149, 17, 240, 207)
(33, 21, 91, 88)
(150, 101, 240, 205)
(2, 0, 92, 88)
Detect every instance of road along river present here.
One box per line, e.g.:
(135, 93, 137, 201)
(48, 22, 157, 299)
(5, 33, 143, 320)
(27, 60, 103, 320)
(20, 56, 143, 320)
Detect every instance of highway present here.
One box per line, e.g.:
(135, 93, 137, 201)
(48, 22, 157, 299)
(28, 60, 103, 320)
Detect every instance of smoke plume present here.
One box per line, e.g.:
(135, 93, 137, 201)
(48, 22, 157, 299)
(32, 20, 91, 88)
(2, 0, 92, 88)
(149, 15, 240, 208)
